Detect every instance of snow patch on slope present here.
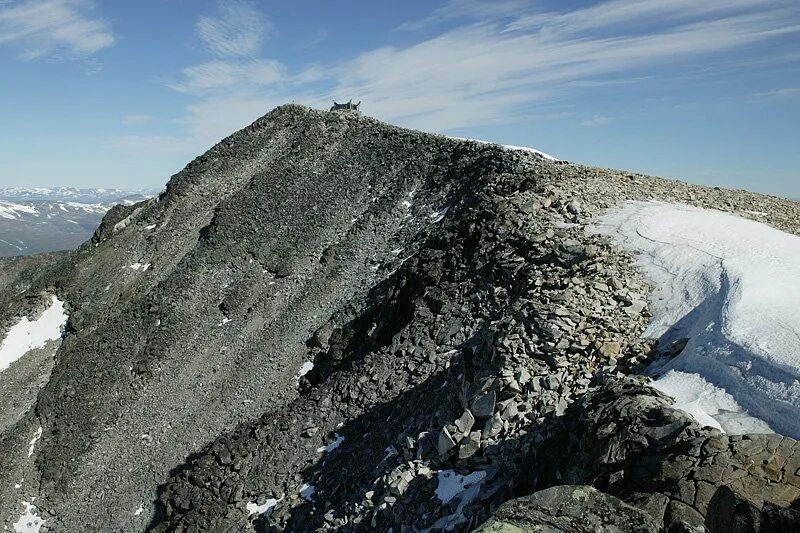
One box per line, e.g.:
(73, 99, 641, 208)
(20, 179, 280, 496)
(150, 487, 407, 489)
(297, 361, 314, 378)
(449, 137, 556, 160)
(13, 501, 45, 533)
(0, 296, 67, 373)
(299, 483, 315, 501)
(316, 434, 345, 453)
(435, 470, 486, 504)
(246, 497, 281, 517)
(27, 427, 43, 458)
(650, 371, 771, 434)
(431, 470, 487, 530)
(593, 201, 800, 436)
(60, 201, 108, 214)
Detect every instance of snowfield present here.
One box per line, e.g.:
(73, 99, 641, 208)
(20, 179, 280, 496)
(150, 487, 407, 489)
(594, 202, 800, 437)
(13, 501, 45, 533)
(0, 296, 67, 373)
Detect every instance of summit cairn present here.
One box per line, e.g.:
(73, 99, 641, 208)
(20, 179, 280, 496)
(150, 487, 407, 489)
(330, 99, 361, 114)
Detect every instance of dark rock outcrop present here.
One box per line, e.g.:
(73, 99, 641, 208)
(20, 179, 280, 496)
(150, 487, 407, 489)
(477, 485, 660, 532)
(527, 380, 800, 531)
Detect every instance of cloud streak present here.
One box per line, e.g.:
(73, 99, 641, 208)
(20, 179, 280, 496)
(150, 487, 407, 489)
(169, 59, 287, 93)
(122, 114, 155, 125)
(505, 0, 781, 34)
(0, 0, 113, 60)
(196, 0, 270, 58)
(118, 0, 800, 158)
(328, 2, 800, 131)
(756, 87, 800, 98)
(398, 0, 528, 31)
(581, 114, 615, 127)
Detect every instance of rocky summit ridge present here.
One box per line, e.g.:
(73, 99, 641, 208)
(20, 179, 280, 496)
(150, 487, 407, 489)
(1, 104, 799, 532)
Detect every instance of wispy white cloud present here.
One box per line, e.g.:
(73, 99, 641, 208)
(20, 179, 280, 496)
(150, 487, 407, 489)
(755, 87, 800, 98)
(0, 0, 113, 60)
(169, 59, 287, 93)
(504, 0, 779, 34)
(565, 76, 653, 88)
(300, 27, 327, 50)
(328, 2, 800, 131)
(580, 114, 615, 127)
(122, 114, 155, 125)
(399, 0, 529, 31)
(117, 0, 800, 157)
(196, 0, 270, 58)
(111, 92, 307, 156)
(112, 2, 298, 157)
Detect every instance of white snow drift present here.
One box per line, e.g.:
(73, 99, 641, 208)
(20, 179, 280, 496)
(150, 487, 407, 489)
(297, 361, 314, 378)
(27, 427, 43, 458)
(432, 470, 487, 530)
(0, 296, 67, 373)
(316, 433, 345, 453)
(127, 263, 151, 272)
(246, 497, 281, 517)
(299, 483, 315, 501)
(448, 137, 556, 161)
(593, 202, 800, 437)
(13, 501, 45, 533)
(435, 470, 486, 505)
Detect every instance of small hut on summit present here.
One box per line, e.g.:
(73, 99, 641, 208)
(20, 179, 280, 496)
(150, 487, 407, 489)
(330, 100, 361, 114)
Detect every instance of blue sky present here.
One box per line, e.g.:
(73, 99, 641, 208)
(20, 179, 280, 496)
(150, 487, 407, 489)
(0, 0, 798, 197)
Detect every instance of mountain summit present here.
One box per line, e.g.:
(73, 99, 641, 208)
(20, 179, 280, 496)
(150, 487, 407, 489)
(1, 105, 799, 532)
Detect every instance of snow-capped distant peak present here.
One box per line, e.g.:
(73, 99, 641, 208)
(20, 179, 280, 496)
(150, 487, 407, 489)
(0, 202, 38, 220)
(0, 187, 159, 257)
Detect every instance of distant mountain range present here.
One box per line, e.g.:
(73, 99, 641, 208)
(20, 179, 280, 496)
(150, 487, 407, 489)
(0, 187, 158, 257)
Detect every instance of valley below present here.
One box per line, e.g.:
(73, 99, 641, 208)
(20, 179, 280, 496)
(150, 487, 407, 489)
(0, 188, 155, 257)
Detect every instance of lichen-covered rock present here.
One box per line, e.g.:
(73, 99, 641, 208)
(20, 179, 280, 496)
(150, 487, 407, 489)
(476, 485, 659, 532)
(528, 380, 800, 531)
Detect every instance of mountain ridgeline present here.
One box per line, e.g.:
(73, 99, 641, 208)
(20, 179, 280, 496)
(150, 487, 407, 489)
(1, 105, 800, 532)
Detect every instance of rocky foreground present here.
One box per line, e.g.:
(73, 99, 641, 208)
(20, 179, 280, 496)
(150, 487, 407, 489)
(1, 105, 799, 532)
